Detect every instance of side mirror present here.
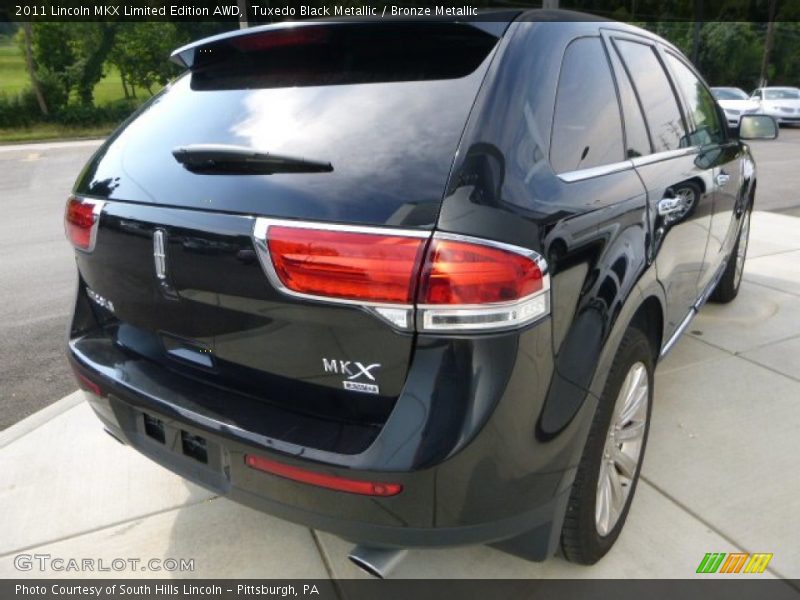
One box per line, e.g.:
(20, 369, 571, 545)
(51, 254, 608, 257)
(739, 115, 779, 140)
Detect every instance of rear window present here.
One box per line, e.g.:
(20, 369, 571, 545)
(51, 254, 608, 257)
(764, 89, 800, 100)
(614, 39, 686, 152)
(190, 23, 499, 90)
(712, 88, 747, 101)
(75, 23, 499, 227)
(550, 37, 624, 174)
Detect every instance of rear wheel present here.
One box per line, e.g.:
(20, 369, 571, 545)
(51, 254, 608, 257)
(561, 327, 653, 565)
(710, 206, 751, 303)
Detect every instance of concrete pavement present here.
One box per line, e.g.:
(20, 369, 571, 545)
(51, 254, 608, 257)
(1, 209, 798, 580)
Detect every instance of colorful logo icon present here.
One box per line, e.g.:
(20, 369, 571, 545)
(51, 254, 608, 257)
(696, 552, 773, 574)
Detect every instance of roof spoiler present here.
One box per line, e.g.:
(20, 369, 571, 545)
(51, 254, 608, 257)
(170, 15, 519, 70)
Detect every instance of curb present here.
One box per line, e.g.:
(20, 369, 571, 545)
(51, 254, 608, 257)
(0, 391, 86, 449)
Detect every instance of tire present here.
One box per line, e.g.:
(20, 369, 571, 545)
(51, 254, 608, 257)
(710, 205, 751, 303)
(561, 327, 654, 565)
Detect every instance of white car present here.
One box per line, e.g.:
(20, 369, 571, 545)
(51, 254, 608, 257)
(751, 87, 800, 125)
(711, 87, 760, 127)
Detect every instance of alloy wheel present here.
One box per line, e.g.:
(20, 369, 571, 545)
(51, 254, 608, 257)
(595, 361, 649, 537)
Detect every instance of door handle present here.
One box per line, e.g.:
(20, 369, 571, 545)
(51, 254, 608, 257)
(657, 196, 684, 219)
(715, 172, 731, 187)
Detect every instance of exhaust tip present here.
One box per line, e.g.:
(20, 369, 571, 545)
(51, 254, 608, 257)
(348, 545, 407, 579)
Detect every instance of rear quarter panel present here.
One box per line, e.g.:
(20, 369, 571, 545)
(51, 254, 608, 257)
(437, 20, 664, 424)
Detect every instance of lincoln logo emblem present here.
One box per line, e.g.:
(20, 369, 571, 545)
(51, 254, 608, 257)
(153, 229, 167, 280)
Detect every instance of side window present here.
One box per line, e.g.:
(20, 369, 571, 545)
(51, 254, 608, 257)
(664, 53, 724, 146)
(607, 44, 652, 158)
(614, 39, 686, 152)
(550, 37, 624, 174)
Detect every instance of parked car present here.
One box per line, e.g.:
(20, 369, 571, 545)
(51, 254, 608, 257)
(751, 86, 800, 125)
(711, 87, 761, 127)
(65, 12, 777, 576)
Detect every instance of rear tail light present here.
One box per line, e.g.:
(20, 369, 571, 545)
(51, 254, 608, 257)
(417, 235, 549, 331)
(245, 454, 403, 497)
(65, 196, 104, 252)
(266, 225, 427, 304)
(253, 219, 549, 333)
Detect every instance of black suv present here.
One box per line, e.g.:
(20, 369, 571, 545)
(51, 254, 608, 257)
(65, 12, 777, 576)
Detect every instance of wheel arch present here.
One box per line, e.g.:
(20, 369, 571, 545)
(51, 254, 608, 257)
(629, 295, 665, 364)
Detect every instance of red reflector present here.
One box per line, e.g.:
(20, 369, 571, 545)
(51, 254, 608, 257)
(231, 27, 329, 52)
(65, 197, 102, 251)
(245, 455, 403, 497)
(73, 370, 103, 396)
(267, 226, 426, 304)
(418, 238, 544, 304)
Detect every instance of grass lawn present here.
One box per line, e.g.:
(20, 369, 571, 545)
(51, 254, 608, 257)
(0, 41, 29, 96)
(0, 39, 152, 102)
(0, 123, 114, 143)
(0, 37, 153, 143)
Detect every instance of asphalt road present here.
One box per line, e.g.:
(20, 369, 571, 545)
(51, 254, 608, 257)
(1, 130, 799, 431)
(0, 140, 103, 431)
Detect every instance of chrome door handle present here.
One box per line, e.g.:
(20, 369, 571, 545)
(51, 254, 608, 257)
(715, 172, 731, 187)
(657, 196, 684, 218)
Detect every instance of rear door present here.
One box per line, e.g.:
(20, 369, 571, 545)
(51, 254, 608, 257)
(607, 32, 716, 339)
(661, 50, 743, 291)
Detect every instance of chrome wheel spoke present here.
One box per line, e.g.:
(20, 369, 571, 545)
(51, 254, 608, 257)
(612, 446, 638, 478)
(595, 462, 613, 536)
(619, 382, 647, 425)
(616, 420, 645, 442)
(608, 462, 624, 506)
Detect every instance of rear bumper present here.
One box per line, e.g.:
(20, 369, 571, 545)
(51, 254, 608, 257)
(68, 312, 594, 557)
(82, 388, 570, 551)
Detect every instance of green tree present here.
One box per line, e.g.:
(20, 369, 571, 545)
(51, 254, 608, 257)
(26, 22, 119, 107)
(697, 23, 762, 89)
(769, 22, 800, 85)
(109, 23, 181, 97)
(109, 23, 232, 97)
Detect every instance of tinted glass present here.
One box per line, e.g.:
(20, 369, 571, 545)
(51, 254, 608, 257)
(608, 45, 652, 158)
(665, 54, 724, 146)
(191, 24, 497, 89)
(550, 37, 624, 174)
(712, 88, 747, 101)
(75, 51, 496, 226)
(614, 39, 686, 152)
(764, 88, 800, 100)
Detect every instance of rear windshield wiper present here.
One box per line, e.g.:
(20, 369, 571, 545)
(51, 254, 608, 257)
(172, 144, 333, 175)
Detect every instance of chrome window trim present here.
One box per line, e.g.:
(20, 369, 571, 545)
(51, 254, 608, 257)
(630, 147, 698, 167)
(557, 160, 634, 183)
(545, 145, 699, 183)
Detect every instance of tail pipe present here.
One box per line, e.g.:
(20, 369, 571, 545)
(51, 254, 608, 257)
(347, 545, 407, 579)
